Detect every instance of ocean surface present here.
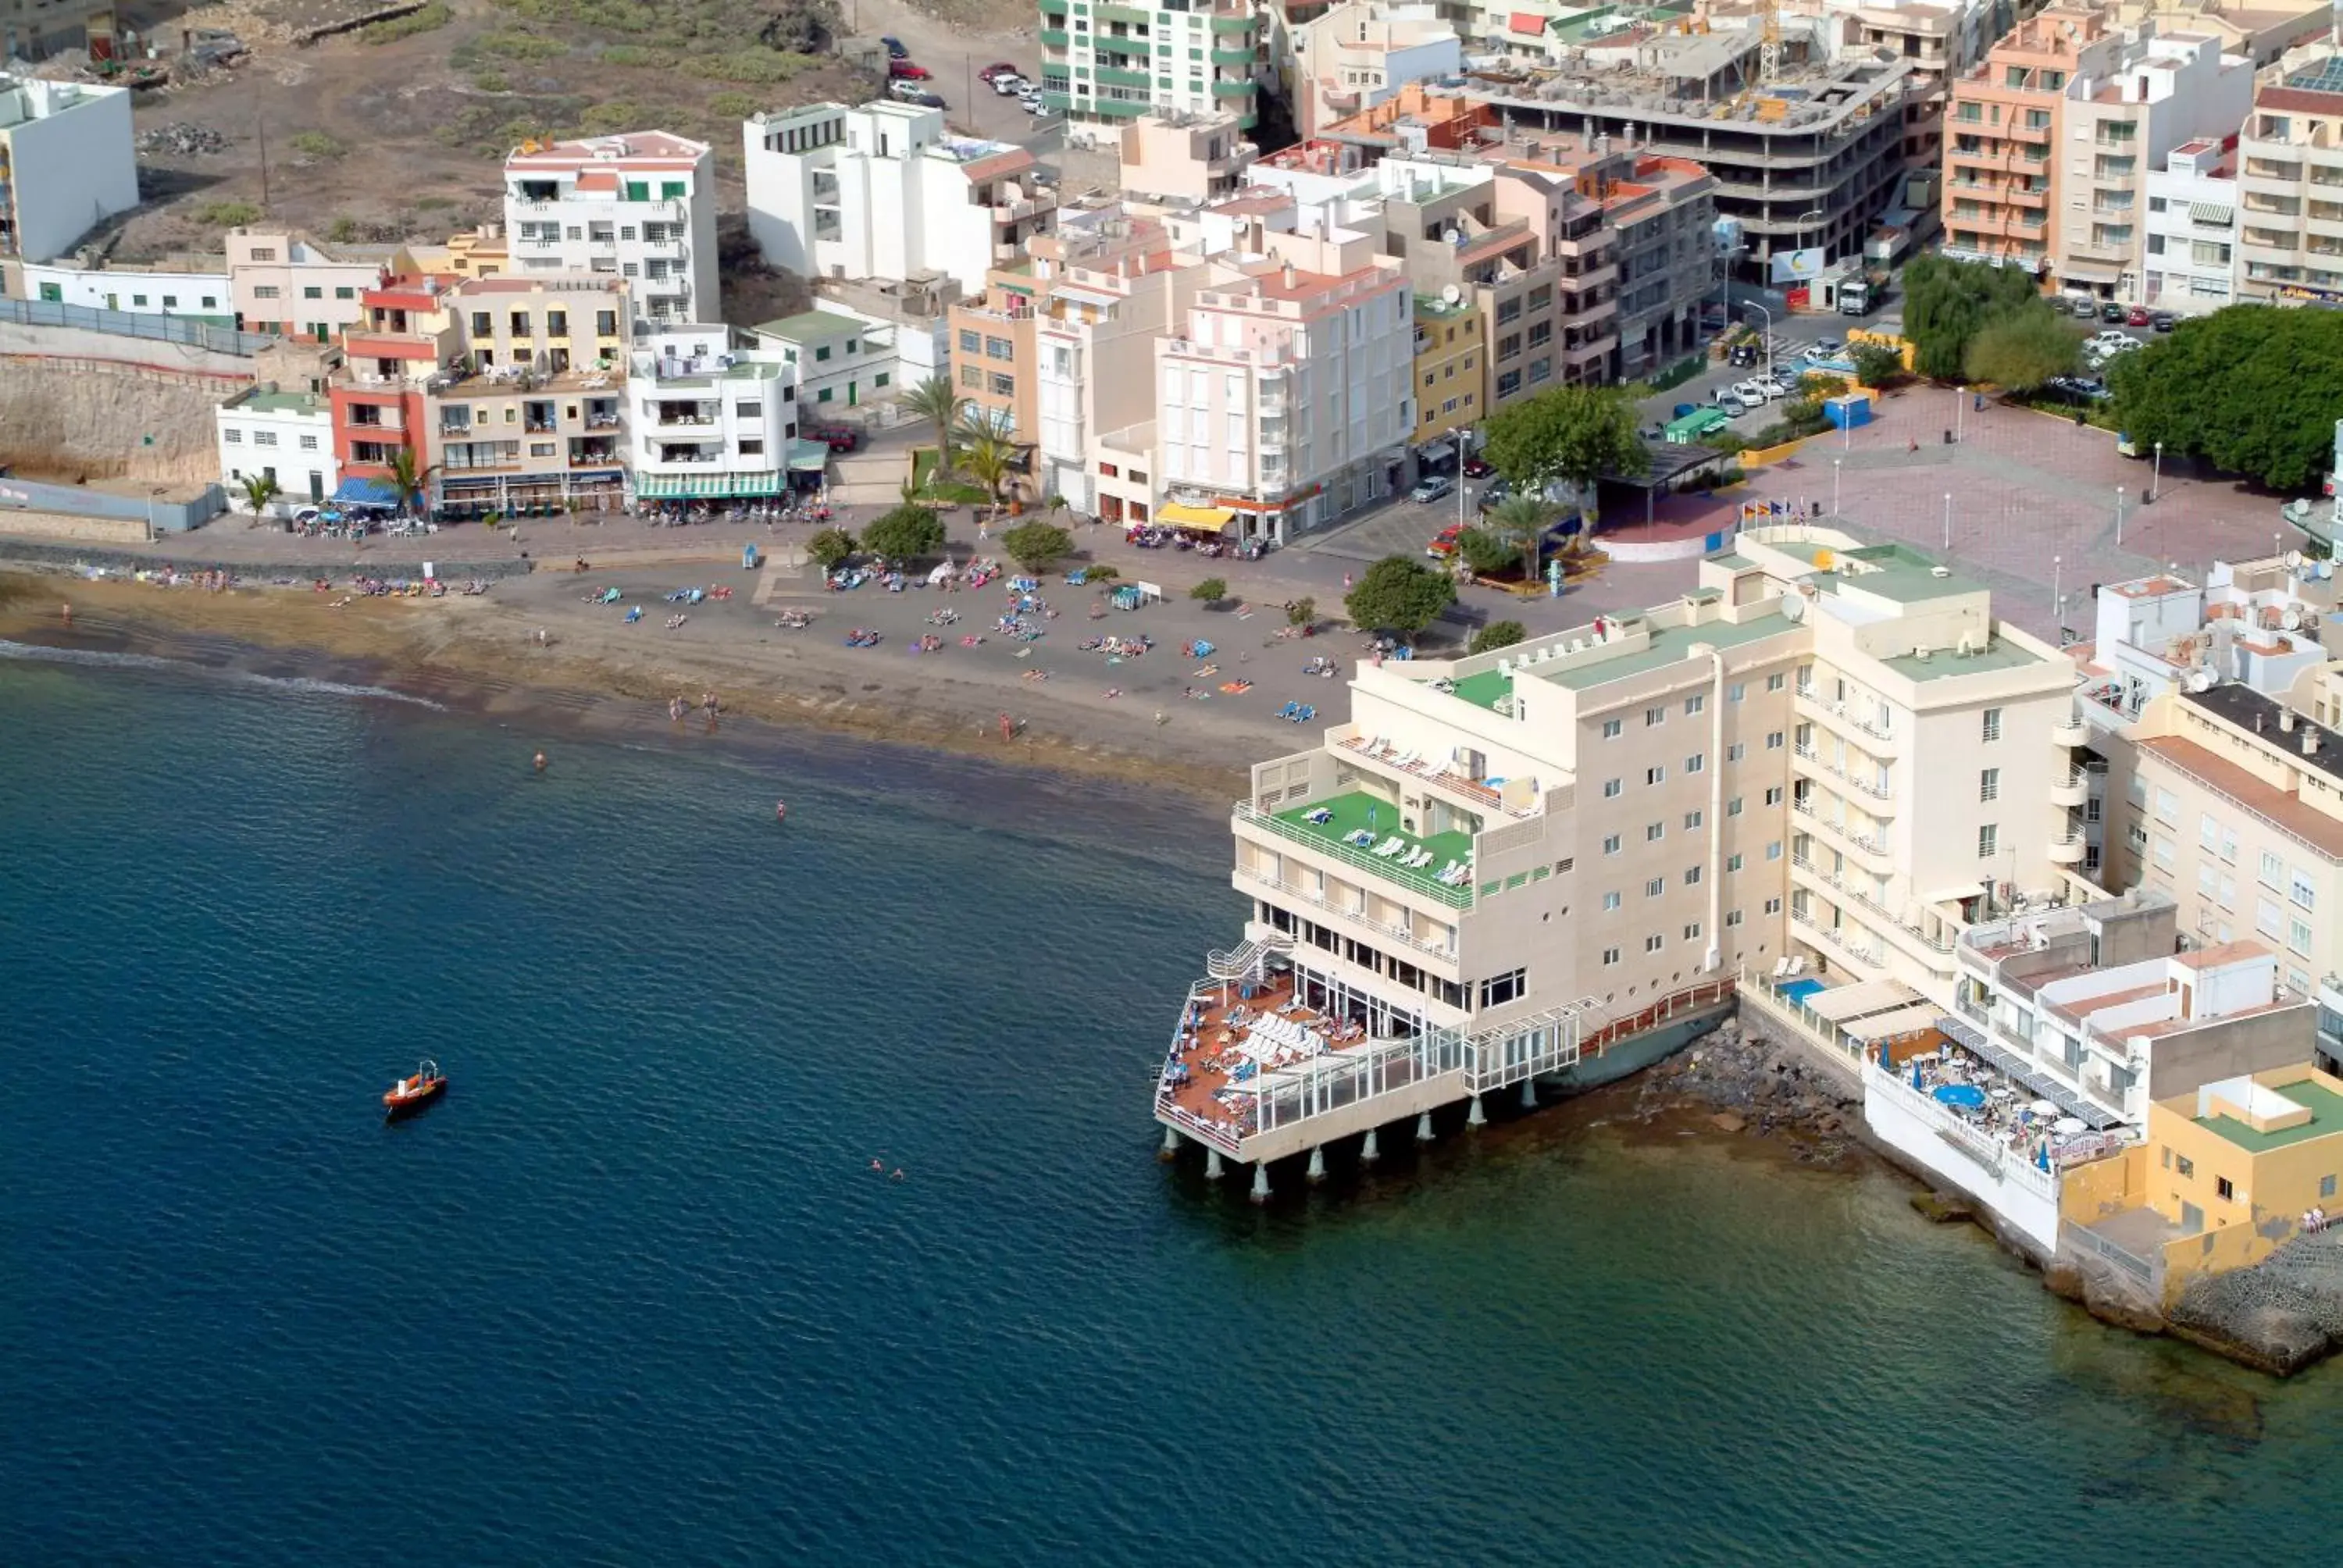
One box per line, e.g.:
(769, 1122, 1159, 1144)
(5, 640, 2342, 1566)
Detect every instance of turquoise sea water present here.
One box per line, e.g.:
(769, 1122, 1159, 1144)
(5, 642, 2342, 1566)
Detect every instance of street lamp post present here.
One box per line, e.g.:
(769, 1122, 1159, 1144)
(1832, 457, 1842, 519)
(2116, 486, 2126, 547)
(1943, 491, 1952, 554)
(2052, 554, 2062, 633)
(1956, 383, 1966, 443)
(2152, 440, 2163, 504)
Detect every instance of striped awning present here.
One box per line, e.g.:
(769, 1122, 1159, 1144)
(634, 471, 786, 499)
(2189, 201, 2234, 226)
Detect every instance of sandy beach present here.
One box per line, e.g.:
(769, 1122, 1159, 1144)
(0, 551, 1355, 802)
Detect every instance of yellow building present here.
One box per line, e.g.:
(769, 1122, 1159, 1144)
(1410, 291, 1482, 456)
(2152, 1065, 2343, 1242)
(426, 275, 630, 516)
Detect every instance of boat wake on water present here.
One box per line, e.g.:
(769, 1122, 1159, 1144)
(0, 640, 445, 708)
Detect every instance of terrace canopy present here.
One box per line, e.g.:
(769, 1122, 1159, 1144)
(1805, 978, 1920, 1023)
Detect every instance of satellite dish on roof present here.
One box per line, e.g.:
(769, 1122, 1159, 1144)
(1443, 227, 1463, 244)
(2285, 608, 2304, 630)
(2288, 548, 2305, 568)
(2188, 669, 2215, 692)
(1781, 593, 1806, 623)
(1441, 283, 1464, 305)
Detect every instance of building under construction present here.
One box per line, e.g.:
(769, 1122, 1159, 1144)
(1459, 23, 1918, 276)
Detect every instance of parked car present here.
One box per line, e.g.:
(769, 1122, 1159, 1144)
(978, 62, 1021, 82)
(1717, 394, 1750, 418)
(2067, 296, 2100, 318)
(1462, 454, 1492, 479)
(2126, 305, 2152, 326)
(888, 82, 946, 107)
(1731, 378, 1772, 404)
(1410, 474, 1457, 504)
(1425, 522, 1464, 557)
(1728, 341, 1760, 367)
(1753, 374, 1791, 399)
(2086, 330, 2133, 351)
(804, 425, 861, 452)
(1803, 338, 1843, 363)
(991, 73, 1027, 94)
(880, 35, 908, 58)
(1476, 478, 1512, 511)
(2100, 301, 2127, 323)
(889, 59, 932, 80)
(2151, 311, 2177, 333)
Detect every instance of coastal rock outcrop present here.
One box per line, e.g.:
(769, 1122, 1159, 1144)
(1631, 1015, 1860, 1164)
(2166, 1231, 2343, 1377)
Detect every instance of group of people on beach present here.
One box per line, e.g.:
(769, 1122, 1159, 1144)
(667, 691, 721, 729)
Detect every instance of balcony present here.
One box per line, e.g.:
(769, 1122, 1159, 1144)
(1792, 799, 1894, 873)
(1793, 686, 1901, 757)
(1232, 862, 1460, 965)
(2049, 716, 2088, 747)
(1097, 2, 1151, 22)
(1210, 12, 1254, 33)
(1040, 27, 1068, 47)
(2050, 769, 2089, 809)
(2050, 832, 2087, 865)
(1211, 46, 1255, 68)
(1212, 77, 1254, 99)
(1232, 795, 1478, 911)
(1791, 745, 1895, 807)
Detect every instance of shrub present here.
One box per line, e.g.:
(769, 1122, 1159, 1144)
(1000, 521, 1073, 572)
(860, 505, 947, 565)
(577, 102, 645, 135)
(708, 91, 760, 120)
(679, 49, 814, 84)
(472, 69, 511, 92)
(806, 527, 857, 568)
(474, 30, 569, 60)
(1469, 620, 1528, 654)
(1456, 526, 1520, 577)
(1286, 596, 1316, 627)
(1190, 577, 1229, 605)
(195, 201, 262, 226)
(601, 45, 670, 66)
(287, 131, 344, 159)
(362, 2, 451, 44)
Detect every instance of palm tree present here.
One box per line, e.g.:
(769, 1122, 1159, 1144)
(238, 472, 280, 526)
(902, 374, 969, 473)
(382, 445, 436, 519)
(1488, 493, 1556, 583)
(961, 429, 1016, 518)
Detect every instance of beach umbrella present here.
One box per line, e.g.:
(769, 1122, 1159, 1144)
(1910, 1060, 1924, 1091)
(2036, 1143, 2050, 1172)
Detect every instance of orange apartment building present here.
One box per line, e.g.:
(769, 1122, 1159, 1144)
(947, 270, 1040, 442)
(330, 273, 462, 496)
(1942, 7, 2122, 279)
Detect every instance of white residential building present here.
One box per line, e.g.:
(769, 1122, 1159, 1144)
(20, 256, 233, 320)
(501, 131, 719, 332)
(750, 308, 900, 415)
(0, 74, 137, 262)
(629, 326, 810, 502)
(1288, 2, 1462, 139)
(2142, 136, 2241, 312)
(215, 387, 340, 509)
(742, 102, 1058, 294)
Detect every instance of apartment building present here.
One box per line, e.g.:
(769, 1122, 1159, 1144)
(501, 132, 719, 331)
(225, 230, 388, 340)
(1782, 0, 2002, 177)
(1287, 1, 1460, 138)
(330, 274, 464, 492)
(426, 276, 631, 516)
(1941, 10, 2252, 301)
(216, 387, 339, 510)
(751, 309, 898, 412)
(949, 276, 1041, 441)
(1119, 110, 1260, 205)
(2142, 135, 2240, 312)
(743, 102, 1058, 294)
(1601, 152, 1717, 380)
(1410, 290, 1482, 455)
(2124, 680, 2343, 998)
(1038, 0, 1264, 137)
(817, 275, 958, 400)
(1154, 251, 1414, 543)
(19, 255, 230, 321)
(629, 326, 807, 503)
(2233, 59, 2343, 305)
(0, 73, 136, 262)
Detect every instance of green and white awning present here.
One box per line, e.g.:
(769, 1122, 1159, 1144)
(633, 471, 786, 499)
(788, 438, 833, 472)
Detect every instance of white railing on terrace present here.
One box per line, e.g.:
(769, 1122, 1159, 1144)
(1236, 866, 1457, 960)
(1157, 1021, 1469, 1154)
(1869, 1056, 2059, 1202)
(1336, 734, 1539, 819)
(1232, 801, 1475, 910)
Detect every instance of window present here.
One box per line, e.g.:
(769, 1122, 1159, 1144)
(2176, 1154, 2195, 1178)
(1646, 934, 1666, 953)
(2262, 850, 2285, 887)
(738, 439, 764, 456)
(2259, 896, 2284, 938)
(1645, 877, 1666, 897)
(1725, 910, 1744, 928)
(2291, 918, 2313, 953)
(1684, 922, 1703, 941)
(1766, 842, 1783, 862)
(1767, 673, 1785, 692)
(1727, 853, 1745, 872)
(298, 434, 318, 451)
(1603, 891, 1622, 911)
(2200, 814, 2220, 851)
(1685, 694, 1705, 715)
(336, 286, 356, 301)
(1978, 824, 1999, 860)
(510, 312, 531, 336)
(2323, 1175, 2338, 1199)
(1602, 947, 1622, 966)
(1763, 786, 1784, 807)
(815, 345, 833, 362)
(1646, 822, 1665, 843)
(303, 285, 323, 300)
(1980, 768, 2000, 803)
(1981, 707, 2002, 742)
(959, 330, 981, 353)
(1646, 765, 1666, 786)
(1726, 743, 1746, 761)
(2293, 869, 2317, 910)
(1684, 866, 1703, 886)
(1728, 796, 1744, 818)
(1646, 706, 1666, 727)
(223, 428, 243, 444)
(252, 285, 281, 300)
(1601, 718, 1622, 739)
(248, 247, 277, 262)
(596, 310, 618, 337)
(1603, 833, 1622, 855)
(1603, 778, 1623, 799)
(1479, 968, 1526, 1008)
(2216, 1176, 2235, 1201)
(990, 373, 1015, 397)
(1764, 896, 1783, 915)
(1685, 811, 1704, 832)
(251, 430, 277, 447)
(1766, 731, 1785, 750)
(1728, 682, 1746, 702)
(1685, 754, 1705, 775)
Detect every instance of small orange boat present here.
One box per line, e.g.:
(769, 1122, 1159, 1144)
(383, 1058, 447, 1116)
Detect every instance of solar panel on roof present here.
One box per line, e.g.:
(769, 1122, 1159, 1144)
(2284, 57, 2343, 94)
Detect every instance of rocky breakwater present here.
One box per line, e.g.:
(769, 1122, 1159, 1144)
(1624, 1014, 1864, 1168)
(2166, 1230, 2343, 1377)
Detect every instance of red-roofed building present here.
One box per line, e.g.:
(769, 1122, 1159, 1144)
(502, 130, 718, 331)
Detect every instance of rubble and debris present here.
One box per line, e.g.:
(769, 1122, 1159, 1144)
(137, 123, 230, 156)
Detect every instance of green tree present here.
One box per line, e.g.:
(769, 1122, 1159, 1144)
(1900, 255, 2041, 381)
(1963, 305, 2080, 392)
(382, 446, 433, 514)
(1189, 576, 1229, 605)
(860, 504, 947, 564)
(1468, 620, 1528, 654)
(1485, 493, 1557, 580)
(238, 472, 281, 521)
(1344, 554, 1457, 643)
(1286, 595, 1316, 627)
(1480, 384, 1646, 531)
(961, 429, 1018, 515)
(806, 526, 858, 568)
(902, 374, 968, 468)
(1849, 341, 1903, 389)
(1456, 525, 1521, 578)
(2108, 305, 2343, 491)
(999, 519, 1073, 573)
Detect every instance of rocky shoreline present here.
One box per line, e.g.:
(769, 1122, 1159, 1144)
(1617, 1014, 1867, 1169)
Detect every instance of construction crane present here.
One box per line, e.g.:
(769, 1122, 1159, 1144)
(1759, 0, 1782, 84)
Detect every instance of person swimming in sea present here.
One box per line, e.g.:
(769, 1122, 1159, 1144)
(870, 1157, 884, 1172)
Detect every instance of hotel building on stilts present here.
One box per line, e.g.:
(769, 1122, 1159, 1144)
(1158, 526, 2088, 1198)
